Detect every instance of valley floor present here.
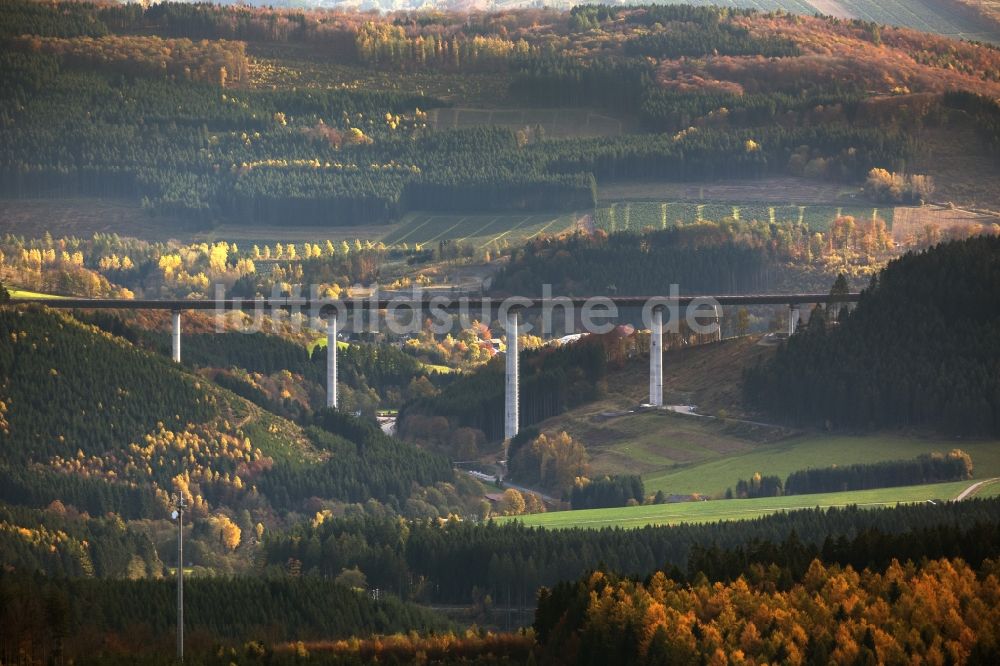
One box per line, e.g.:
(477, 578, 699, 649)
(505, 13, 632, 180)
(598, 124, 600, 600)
(521, 335, 1000, 528)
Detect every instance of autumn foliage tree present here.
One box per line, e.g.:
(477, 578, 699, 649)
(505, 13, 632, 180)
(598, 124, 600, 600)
(865, 167, 935, 203)
(507, 431, 589, 495)
(535, 557, 1000, 665)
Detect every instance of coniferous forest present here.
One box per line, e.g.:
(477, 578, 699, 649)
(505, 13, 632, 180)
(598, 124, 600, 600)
(745, 235, 1000, 435)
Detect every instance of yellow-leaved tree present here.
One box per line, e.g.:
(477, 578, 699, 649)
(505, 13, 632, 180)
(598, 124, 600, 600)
(210, 514, 242, 550)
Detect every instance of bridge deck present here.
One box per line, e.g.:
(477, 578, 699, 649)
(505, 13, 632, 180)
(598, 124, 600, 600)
(8, 293, 861, 311)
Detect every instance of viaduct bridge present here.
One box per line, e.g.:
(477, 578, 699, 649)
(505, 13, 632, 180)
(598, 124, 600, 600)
(9, 292, 860, 442)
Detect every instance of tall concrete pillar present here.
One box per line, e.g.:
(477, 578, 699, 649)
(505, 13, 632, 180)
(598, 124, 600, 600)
(326, 314, 338, 409)
(171, 311, 181, 363)
(788, 305, 800, 337)
(504, 311, 519, 441)
(649, 306, 663, 407)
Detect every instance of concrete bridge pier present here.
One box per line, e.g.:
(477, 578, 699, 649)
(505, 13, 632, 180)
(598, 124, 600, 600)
(788, 304, 800, 337)
(649, 306, 663, 407)
(171, 311, 181, 363)
(326, 314, 338, 409)
(504, 311, 519, 441)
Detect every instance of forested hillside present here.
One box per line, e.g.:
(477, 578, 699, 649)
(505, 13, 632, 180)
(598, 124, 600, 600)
(4, 1, 1000, 661)
(2, 49, 899, 225)
(6, 1, 1000, 226)
(492, 216, 894, 296)
(2, 574, 448, 661)
(533, 555, 1000, 665)
(399, 335, 606, 444)
(264, 497, 1000, 604)
(0, 502, 162, 578)
(77, 311, 445, 414)
(4, 305, 1000, 656)
(745, 235, 1000, 435)
(0, 307, 478, 576)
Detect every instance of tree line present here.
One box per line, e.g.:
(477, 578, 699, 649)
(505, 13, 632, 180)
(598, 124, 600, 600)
(785, 450, 973, 494)
(9, 501, 1000, 662)
(533, 553, 1000, 665)
(262, 496, 1000, 605)
(639, 88, 867, 133)
(0, 307, 213, 466)
(492, 224, 790, 297)
(10, 33, 248, 86)
(0, 573, 448, 664)
(731, 450, 973, 498)
(570, 475, 645, 510)
(1, 57, 598, 224)
(624, 21, 799, 60)
(0, 501, 161, 578)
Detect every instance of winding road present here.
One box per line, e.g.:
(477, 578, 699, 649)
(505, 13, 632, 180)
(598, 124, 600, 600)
(954, 478, 1000, 501)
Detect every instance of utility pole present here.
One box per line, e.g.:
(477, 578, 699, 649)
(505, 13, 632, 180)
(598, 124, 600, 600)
(173, 494, 186, 662)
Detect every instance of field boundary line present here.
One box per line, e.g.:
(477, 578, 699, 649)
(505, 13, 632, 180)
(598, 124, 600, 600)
(424, 216, 471, 244)
(385, 215, 433, 244)
(480, 215, 533, 248)
(524, 215, 570, 241)
(455, 216, 501, 243)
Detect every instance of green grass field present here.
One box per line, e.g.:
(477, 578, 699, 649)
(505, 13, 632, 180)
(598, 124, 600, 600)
(594, 202, 893, 233)
(421, 363, 458, 374)
(381, 212, 579, 248)
(306, 337, 350, 355)
(503, 480, 974, 530)
(535, 343, 1000, 500)
(641, 433, 1000, 496)
(9, 289, 68, 299)
(308, 336, 457, 374)
(973, 480, 1000, 498)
